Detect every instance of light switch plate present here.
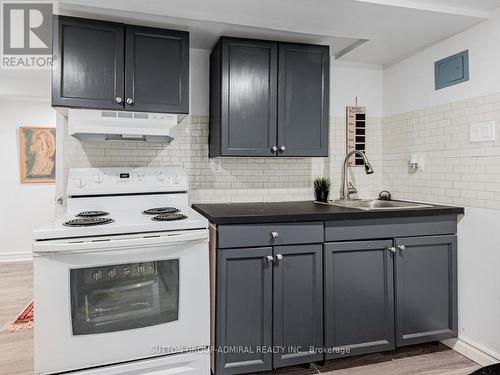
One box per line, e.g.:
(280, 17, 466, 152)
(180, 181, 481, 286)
(470, 121, 496, 142)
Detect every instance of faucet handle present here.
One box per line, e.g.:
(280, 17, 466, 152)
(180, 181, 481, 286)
(378, 190, 392, 201)
(348, 182, 357, 196)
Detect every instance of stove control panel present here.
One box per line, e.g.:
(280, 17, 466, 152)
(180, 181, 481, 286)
(83, 262, 157, 284)
(68, 167, 188, 196)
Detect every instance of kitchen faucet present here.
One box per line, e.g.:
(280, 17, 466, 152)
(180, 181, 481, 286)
(340, 150, 374, 200)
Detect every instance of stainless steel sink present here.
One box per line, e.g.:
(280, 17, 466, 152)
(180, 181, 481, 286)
(331, 199, 433, 211)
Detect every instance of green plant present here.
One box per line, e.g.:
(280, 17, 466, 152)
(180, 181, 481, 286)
(314, 177, 330, 193)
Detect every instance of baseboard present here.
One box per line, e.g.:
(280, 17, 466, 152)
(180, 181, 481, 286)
(0, 252, 33, 262)
(442, 338, 500, 367)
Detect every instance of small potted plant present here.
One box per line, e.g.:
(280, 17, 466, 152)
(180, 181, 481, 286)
(314, 177, 330, 203)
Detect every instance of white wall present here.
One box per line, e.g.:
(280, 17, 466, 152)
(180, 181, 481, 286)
(0, 100, 56, 261)
(384, 8, 500, 117)
(190, 48, 210, 116)
(454, 208, 500, 361)
(0, 70, 51, 100)
(331, 62, 383, 117)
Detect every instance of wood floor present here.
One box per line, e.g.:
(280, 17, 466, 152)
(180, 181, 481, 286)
(0, 261, 34, 375)
(0, 261, 481, 375)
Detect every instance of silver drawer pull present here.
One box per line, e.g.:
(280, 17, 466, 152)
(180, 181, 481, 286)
(398, 245, 406, 251)
(275, 254, 283, 261)
(387, 247, 396, 253)
(271, 231, 279, 239)
(265, 255, 274, 263)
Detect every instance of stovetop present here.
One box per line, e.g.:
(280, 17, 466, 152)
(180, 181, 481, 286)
(33, 206, 208, 240)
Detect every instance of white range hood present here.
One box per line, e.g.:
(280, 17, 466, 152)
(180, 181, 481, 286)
(67, 109, 179, 143)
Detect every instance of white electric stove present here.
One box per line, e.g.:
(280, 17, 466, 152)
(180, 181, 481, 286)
(32, 167, 210, 375)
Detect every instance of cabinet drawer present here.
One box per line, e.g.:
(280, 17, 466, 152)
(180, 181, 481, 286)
(218, 222, 324, 248)
(325, 215, 457, 242)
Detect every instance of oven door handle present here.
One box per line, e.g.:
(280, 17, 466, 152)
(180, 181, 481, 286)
(33, 229, 208, 254)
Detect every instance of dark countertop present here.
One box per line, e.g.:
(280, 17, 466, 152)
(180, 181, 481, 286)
(192, 200, 465, 225)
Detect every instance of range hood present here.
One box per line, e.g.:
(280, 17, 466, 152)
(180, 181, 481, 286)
(67, 109, 179, 143)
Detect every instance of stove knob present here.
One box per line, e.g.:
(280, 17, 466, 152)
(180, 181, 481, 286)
(173, 175, 180, 184)
(93, 174, 104, 184)
(136, 263, 146, 274)
(107, 268, 117, 278)
(156, 172, 165, 182)
(92, 270, 103, 281)
(75, 178, 86, 188)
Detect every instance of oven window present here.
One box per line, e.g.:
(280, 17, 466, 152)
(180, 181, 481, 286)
(70, 259, 179, 335)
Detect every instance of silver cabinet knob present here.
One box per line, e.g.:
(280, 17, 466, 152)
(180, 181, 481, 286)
(126, 98, 134, 105)
(272, 146, 278, 152)
(387, 247, 397, 253)
(271, 231, 279, 239)
(265, 255, 274, 263)
(280, 146, 286, 152)
(398, 245, 406, 251)
(115, 97, 122, 104)
(275, 254, 283, 261)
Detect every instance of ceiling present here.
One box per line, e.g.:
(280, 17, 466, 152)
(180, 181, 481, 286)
(58, 0, 500, 66)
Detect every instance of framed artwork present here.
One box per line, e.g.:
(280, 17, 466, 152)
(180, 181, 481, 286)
(19, 126, 56, 184)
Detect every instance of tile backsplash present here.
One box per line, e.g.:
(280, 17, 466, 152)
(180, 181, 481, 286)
(63, 115, 384, 203)
(383, 92, 500, 209)
(62, 91, 500, 209)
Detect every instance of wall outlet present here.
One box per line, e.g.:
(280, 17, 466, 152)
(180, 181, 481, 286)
(409, 154, 425, 172)
(470, 121, 496, 142)
(210, 159, 222, 173)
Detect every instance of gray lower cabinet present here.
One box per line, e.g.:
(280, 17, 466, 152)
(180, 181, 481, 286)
(272, 244, 323, 368)
(394, 235, 458, 346)
(324, 240, 395, 359)
(216, 247, 273, 375)
(213, 219, 458, 375)
(215, 244, 323, 374)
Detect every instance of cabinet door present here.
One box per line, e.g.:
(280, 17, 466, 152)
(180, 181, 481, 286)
(272, 244, 323, 368)
(277, 43, 329, 157)
(395, 235, 457, 346)
(52, 16, 124, 110)
(216, 248, 273, 375)
(125, 26, 189, 113)
(220, 38, 278, 156)
(324, 240, 395, 359)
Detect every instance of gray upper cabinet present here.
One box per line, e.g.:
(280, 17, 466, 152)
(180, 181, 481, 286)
(210, 38, 278, 156)
(324, 240, 395, 359)
(52, 16, 124, 110)
(277, 43, 329, 157)
(209, 37, 329, 157)
(216, 247, 273, 375)
(124, 26, 189, 113)
(52, 16, 189, 113)
(272, 244, 323, 368)
(395, 235, 458, 346)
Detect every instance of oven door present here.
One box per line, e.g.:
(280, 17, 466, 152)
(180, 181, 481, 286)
(33, 230, 209, 375)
